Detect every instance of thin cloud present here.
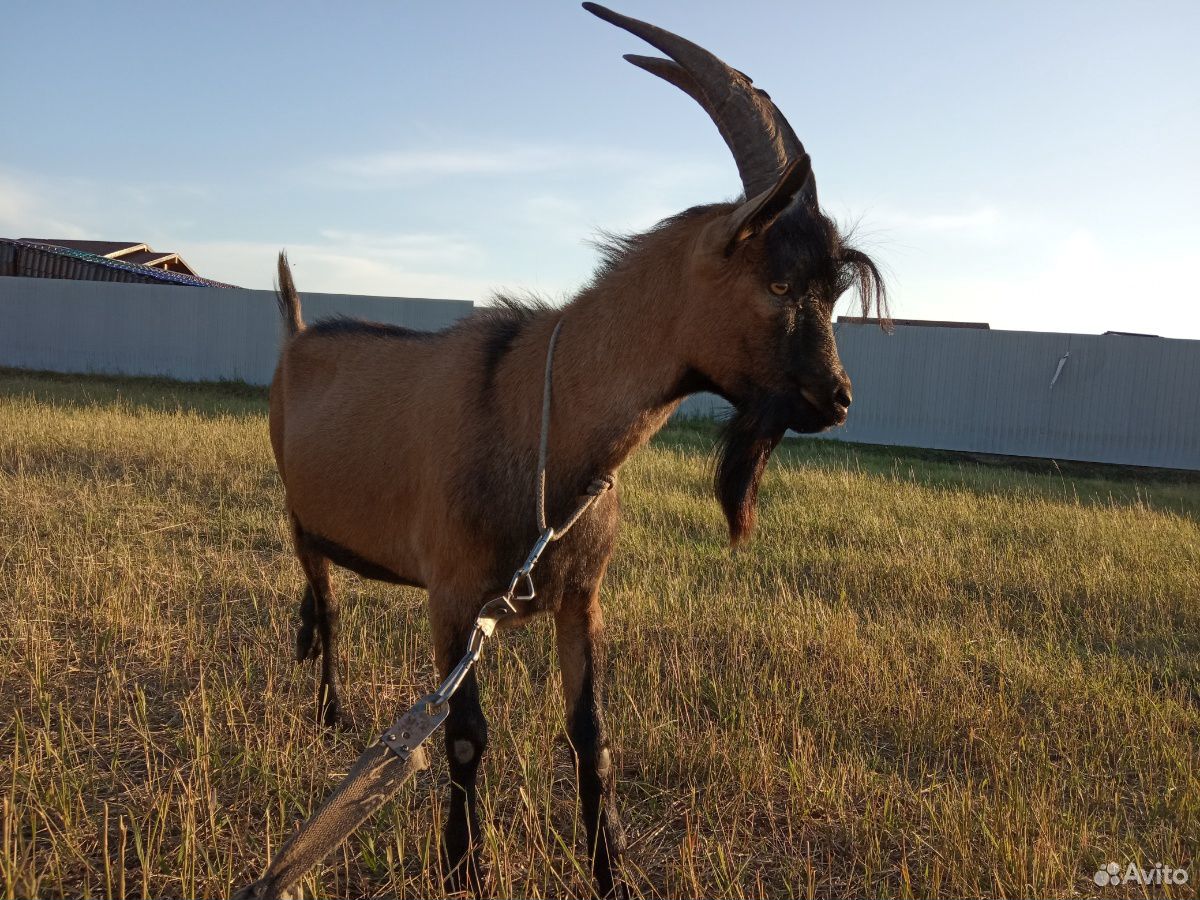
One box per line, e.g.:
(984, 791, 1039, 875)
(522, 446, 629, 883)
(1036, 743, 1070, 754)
(0, 172, 92, 238)
(871, 205, 1001, 233)
(316, 141, 656, 186)
(179, 235, 502, 302)
(0, 167, 212, 244)
(316, 229, 482, 265)
(332, 148, 546, 179)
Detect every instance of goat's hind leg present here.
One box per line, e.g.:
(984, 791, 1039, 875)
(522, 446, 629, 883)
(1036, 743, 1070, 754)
(295, 583, 321, 662)
(290, 519, 344, 727)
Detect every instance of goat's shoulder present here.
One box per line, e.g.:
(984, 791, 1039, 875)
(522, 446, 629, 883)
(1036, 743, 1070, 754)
(452, 296, 555, 401)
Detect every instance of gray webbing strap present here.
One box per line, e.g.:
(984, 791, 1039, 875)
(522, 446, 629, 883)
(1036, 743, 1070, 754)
(232, 741, 431, 900)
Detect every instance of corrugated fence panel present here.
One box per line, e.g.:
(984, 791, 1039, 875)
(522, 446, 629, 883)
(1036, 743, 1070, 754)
(0, 277, 473, 385)
(1039, 333, 1200, 468)
(676, 324, 1198, 470)
(2, 279, 1197, 470)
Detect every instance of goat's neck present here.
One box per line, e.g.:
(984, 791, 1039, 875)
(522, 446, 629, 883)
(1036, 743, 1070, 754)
(537, 245, 695, 485)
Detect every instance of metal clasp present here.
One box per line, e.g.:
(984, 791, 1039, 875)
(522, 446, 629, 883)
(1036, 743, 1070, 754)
(378, 526, 558, 760)
(380, 695, 450, 758)
(519, 528, 554, 579)
(503, 527, 553, 604)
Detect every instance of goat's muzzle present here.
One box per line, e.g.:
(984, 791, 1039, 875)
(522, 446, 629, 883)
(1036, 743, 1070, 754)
(794, 372, 852, 432)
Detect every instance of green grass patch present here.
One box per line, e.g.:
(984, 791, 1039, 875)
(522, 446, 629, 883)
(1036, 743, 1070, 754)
(1, 370, 1196, 898)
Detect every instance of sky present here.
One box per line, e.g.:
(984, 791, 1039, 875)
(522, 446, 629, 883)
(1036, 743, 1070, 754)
(2, 1, 1198, 338)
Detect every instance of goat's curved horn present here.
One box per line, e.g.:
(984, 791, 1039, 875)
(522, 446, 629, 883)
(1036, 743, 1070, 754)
(583, 2, 813, 202)
(623, 54, 817, 209)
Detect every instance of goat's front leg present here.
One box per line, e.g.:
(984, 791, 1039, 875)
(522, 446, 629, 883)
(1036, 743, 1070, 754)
(434, 619, 488, 894)
(556, 593, 627, 899)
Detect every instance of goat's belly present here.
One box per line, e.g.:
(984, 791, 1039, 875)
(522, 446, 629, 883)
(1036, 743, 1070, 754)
(285, 461, 430, 589)
(291, 501, 427, 588)
(301, 525, 424, 588)
(279, 375, 464, 591)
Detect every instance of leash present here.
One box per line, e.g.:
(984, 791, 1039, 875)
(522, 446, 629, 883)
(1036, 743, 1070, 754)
(235, 316, 612, 899)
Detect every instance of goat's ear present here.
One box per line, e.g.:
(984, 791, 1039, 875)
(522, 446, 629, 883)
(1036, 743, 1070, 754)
(718, 156, 814, 256)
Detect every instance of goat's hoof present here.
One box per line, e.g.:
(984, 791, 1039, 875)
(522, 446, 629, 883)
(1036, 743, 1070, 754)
(319, 705, 359, 734)
(316, 688, 341, 728)
(594, 860, 628, 900)
(442, 828, 488, 897)
(295, 625, 320, 662)
(441, 853, 487, 897)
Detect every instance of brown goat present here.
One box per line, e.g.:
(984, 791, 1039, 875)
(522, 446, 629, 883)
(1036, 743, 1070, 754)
(268, 5, 886, 896)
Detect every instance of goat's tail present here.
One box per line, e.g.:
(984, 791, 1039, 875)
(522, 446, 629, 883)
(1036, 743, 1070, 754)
(275, 251, 304, 337)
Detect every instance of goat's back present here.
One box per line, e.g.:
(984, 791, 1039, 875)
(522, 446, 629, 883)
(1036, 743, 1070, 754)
(269, 312, 552, 589)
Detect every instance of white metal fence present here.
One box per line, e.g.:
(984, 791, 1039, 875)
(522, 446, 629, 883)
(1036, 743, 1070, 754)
(679, 323, 1200, 470)
(3, 277, 1198, 470)
(0, 276, 472, 385)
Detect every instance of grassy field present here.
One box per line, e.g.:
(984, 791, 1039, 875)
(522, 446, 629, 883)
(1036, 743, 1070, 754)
(1, 369, 1197, 899)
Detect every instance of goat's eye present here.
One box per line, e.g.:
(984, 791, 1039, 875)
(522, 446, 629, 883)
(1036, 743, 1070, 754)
(769, 282, 790, 296)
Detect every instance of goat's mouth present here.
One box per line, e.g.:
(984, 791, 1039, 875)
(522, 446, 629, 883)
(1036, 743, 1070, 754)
(787, 390, 847, 433)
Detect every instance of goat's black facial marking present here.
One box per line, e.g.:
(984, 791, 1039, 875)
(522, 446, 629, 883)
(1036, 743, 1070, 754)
(740, 199, 887, 438)
(762, 204, 842, 305)
(763, 203, 888, 316)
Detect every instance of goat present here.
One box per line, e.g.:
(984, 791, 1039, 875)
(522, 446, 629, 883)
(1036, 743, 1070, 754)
(268, 4, 887, 896)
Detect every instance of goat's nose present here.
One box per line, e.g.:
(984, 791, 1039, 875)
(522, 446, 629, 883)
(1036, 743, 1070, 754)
(833, 380, 852, 411)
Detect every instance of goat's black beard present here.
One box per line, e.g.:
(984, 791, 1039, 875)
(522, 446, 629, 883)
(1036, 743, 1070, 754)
(714, 396, 787, 547)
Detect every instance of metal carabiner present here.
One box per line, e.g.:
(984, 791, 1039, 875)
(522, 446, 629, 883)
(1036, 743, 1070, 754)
(513, 571, 536, 602)
(505, 527, 552, 604)
(520, 528, 554, 575)
(384, 527, 560, 747)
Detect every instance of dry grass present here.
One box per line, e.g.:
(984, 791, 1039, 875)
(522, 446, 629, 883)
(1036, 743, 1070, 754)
(1, 370, 1196, 899)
